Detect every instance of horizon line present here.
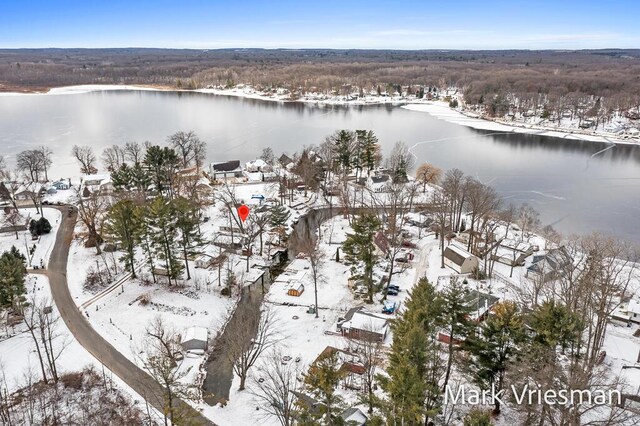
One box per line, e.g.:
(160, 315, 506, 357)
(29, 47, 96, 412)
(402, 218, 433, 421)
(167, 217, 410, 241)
(1, 46, 639, 52)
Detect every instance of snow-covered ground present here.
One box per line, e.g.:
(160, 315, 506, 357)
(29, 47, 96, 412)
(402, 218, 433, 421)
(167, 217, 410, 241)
(0, 207, 61, 269)
(61, 180, 318, 406)
(403, 102, 640, 146)
(0, 84, 409, 106)
(0, 207, 167, 422)
(201, 214, 431, 425)
(0, 273, 165, 423)
(42, 187, 78, 205)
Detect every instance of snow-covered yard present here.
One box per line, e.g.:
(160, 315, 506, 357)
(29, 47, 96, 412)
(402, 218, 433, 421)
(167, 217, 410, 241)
(0, 273, 165, 423)
(201, 214, 434, 425)
(0, 207, 61, 269)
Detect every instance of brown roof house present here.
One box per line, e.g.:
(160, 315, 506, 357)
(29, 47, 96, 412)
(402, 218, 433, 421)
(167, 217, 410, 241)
(314, 346, 369, 392)
(373, 231, 389, 257)
(443, 244, 479, 274)
(339, 307, 389, 342)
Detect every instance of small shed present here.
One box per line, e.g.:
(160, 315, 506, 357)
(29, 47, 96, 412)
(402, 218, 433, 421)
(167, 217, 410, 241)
(195, 255, 213, 269)
(286, 281, 305, 297)
(443, 244, 479, 274)
(182, 327, 208, 353)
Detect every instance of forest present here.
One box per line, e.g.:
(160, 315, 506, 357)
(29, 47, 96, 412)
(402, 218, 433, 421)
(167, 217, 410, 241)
(2, 48, 640, 111)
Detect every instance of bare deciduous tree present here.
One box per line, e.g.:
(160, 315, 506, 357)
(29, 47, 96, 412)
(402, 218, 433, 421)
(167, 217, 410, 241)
(101, 144, 126, 172)
(370, 181, 416, 293)
(37, 146, 53, 182)
(168, 130, 205, 170)
(0, 156, 6, 179)
(124, 141, 144, 164)
(2, 208, 24, 239)
(347, 332, 384, 414)
(16, 150, 45, 183)
(250, 351, 301, 426)
(76, 189, 107, 254)
(227, 306, 283, 391)
(294, 234, 324, 318)
(139, 316, 198, 426)
(72, 145, 98, 175)
(441, 168, 469, 233)
(22, 296, 70, 384)
(430, 187, 451, 269)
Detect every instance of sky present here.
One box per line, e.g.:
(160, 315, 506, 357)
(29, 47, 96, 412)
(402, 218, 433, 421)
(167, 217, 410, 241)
(1, 0, 639, 50)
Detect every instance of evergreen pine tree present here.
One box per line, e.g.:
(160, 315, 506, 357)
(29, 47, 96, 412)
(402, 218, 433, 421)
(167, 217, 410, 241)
(380, 277, 445, 424)
(439, 277, 474, 392)
(361, 131, 379, 175)
(222, 269, 237, 297)
(106, 199, 143, 278)
(0, 249, 27, 309)
(299, 350, 346, 425)
(342, 214, 381, 303)
(173, 197, 202, 280)
(379, 324, 427, 424)
(146, 197, 183, 285)
(269, 204, 291, 244)
(466, 301, 525, 414)
(530, 300, 583, 355)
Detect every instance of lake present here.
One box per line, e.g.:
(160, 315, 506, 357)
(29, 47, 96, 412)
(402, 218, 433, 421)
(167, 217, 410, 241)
(1, 90, 639, 242)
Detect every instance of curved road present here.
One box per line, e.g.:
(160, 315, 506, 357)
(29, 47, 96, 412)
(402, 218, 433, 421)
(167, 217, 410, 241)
(44, 207, 213, 425)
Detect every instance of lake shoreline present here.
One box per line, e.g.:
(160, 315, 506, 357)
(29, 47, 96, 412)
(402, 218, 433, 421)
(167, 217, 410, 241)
(1, 83, 639, 146)
(402, 103, 640, 147)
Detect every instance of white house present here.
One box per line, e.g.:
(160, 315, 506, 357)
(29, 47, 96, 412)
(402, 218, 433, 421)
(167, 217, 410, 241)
(81, 174, 112, 196)
(443, 244, 479, 274)
(194, 254, 213, 269)
(612, 298, 640, 325)
(244, 159, 272, 173)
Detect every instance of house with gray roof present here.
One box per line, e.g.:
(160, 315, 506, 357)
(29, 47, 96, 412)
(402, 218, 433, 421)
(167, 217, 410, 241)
(525, 246, 572, 283)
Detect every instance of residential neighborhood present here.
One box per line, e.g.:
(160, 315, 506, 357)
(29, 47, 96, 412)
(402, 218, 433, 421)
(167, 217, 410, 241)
(1, 126, 638, 426)
(1, 2, 640, 425)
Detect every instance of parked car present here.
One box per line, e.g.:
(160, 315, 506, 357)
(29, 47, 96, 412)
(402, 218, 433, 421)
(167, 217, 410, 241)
(387, 288, 399, 296)
(382, 302, 397, 314)
(388, 285, 400, 291)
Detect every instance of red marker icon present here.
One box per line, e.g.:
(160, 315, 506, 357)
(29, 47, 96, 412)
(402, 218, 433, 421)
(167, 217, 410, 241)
(238, 204, 250, 222)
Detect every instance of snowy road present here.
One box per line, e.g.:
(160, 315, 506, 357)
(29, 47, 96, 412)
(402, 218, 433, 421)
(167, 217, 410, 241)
(42, 206, 214, 425)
